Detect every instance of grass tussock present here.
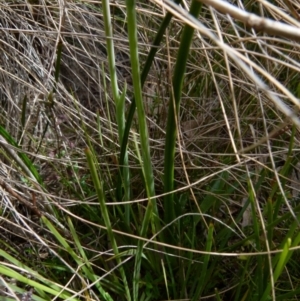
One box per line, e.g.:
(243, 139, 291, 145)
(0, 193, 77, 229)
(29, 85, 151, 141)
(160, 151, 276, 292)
(1, 0, 300, 300)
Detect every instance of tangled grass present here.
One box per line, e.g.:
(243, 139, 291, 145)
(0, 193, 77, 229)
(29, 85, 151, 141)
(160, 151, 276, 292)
(1, 0, 300, 300)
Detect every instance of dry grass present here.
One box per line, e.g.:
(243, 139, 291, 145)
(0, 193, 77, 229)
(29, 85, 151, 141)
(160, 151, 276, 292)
(1, 0, 300, 300)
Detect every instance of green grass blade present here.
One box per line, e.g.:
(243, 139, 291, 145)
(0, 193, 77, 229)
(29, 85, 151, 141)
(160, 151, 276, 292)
(117, 86, 131, 224)
(0, 249, 78, 300)
(117, 0, 182, 200)
(192, 223, 214, 300)
(0, 266, 75, 300)
(41, 215, 115, 301)
(125, 0, 163, 298)
(233, 258, 250, 301)
(67, 216, 90, 265)
(102, 0, 119, 100)
(273, 238, 291, 282)
(260, 238, 292, 301)
(131, 130, 159, 300)
(102, 0, 130, 224)
(163, 0, 202, 225)
(0, 125, 42, 184)
(85, 148, 131, 301)
(125, 1, 155, 202)
(41, 215, 86, 264)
